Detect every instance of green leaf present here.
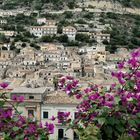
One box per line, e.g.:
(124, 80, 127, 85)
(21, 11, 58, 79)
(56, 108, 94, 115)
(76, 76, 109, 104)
(118, 133, 134, 140)
(19, 134, 25, 139)
(136, 113, 140, 118)
(97, 117, 106, 124)
(13, 126, 19, 131)
(125, 80, 134, 89)
(104, 126, 113, 138)
(114, 95, 121, 104)
(108, 117, 116, 125)
(115, 124, 125, 133)
(128, 120, 136, 126)
(0, 101, 5, 106)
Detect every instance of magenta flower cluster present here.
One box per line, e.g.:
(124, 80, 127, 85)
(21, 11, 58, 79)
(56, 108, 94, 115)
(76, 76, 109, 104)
(0, 82, 9, 89)
(59, 76, 80, 96)
(11, 94, 25, 102)
(0, 83, 54, 140)
(58, 48, 140, 139)
(0, 108, 54, 139)
(57, 111, 70, 123)
(45, 122, 54, 134)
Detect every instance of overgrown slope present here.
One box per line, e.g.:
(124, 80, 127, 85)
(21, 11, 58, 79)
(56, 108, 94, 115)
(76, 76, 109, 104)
(116, 0, 140, 8)
(0, 0, 75, 10)
(1, 0, 140, 10)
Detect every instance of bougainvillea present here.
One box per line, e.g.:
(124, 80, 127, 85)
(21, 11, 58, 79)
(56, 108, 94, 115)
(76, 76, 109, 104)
(0, 84, 54, 140)
(58, 48, 140, 140)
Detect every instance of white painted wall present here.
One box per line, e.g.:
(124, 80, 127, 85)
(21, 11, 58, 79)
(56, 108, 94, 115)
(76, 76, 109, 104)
(41, 104, 77, 140)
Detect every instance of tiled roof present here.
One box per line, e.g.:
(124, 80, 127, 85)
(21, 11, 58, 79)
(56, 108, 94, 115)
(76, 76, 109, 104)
(44, 90, 80, 104)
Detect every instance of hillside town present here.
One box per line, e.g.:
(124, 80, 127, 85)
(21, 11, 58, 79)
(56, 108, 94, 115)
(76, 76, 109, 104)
(0, 0, 139, 140)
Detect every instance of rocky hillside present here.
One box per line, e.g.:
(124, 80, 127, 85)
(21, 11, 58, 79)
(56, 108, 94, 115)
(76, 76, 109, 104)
(1, 0, 140, 10)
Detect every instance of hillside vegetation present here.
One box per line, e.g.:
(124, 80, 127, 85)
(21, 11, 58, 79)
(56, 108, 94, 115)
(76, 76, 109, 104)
(1, 0, 140, 10)
(116, 0, 140, 8)
(0, 0, 75, 10)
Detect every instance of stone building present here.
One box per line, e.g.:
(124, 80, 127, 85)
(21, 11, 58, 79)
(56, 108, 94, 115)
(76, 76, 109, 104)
(0, 30, 16, 37)
(30, 25, 57, 37)
(0, 50, 15, 61)
(63, 26, 77, 41)
(41, 90, 80, 140)
(11, 87, 48, 121)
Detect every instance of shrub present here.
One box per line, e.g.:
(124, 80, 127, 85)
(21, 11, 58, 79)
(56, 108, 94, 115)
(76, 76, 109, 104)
(0, 83, 54, 140)
(57, 48, 140, 140)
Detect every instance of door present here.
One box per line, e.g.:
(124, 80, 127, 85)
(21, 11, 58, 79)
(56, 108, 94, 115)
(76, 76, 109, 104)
(58, 129, 64, 140)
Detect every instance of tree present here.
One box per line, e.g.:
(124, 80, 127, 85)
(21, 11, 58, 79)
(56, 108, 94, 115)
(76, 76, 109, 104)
(102, 39, 109, 45)
(40, 35, 54, 42)
(106, 45, 117, 53)
(30, 43, 40, 50)
(16, 25, 25, 32)
(132, 27, 140, 37)
(67, 1, 75, 9)
(67, 41, 79, 46)
(57, 25, 63, 34)
(32, 0, 43, 10)
(0, 33, 7, 43)
(10, 45, 16, 50)
(58, 35, 68, 43)
(15, 48, 20, 54)
(76, 19, 86, 24)
(23, 31, 33, 38)
(131, 37, 140, 46)
(83, 12, 94, 19)
(64, 11, 73, 19)
(106, 12, 118, 19)
(132, 0, 140, 7)
(21, 43, 26, 48)
(76, 34, 90, 43)
(15, 14, 26, 22)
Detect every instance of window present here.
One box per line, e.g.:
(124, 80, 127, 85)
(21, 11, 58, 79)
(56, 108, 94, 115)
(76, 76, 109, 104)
(29, 96, 34, 99)
(28, 110, 34, 116)
(43, 111, 48, 119)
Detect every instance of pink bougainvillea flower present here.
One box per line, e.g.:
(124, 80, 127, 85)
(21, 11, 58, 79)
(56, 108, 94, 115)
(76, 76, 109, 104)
(76, 93, 82, 99)
(28, 123, 36, 132)
(18, 95, 25, 102)
(0, 82, 8, 88)
(84, 87, 92, 94)
(50, 116, 56, 121)
(45, 122, 54, 134)
(11, 94, 18, 101)
(38, 122, 43, 128)
(117, 61, 125, 69)
(131, 50, 140, 58)
(11, 95, 24, 102)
